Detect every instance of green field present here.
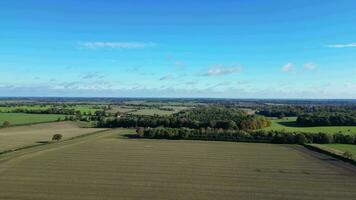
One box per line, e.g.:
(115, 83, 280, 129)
(263, 117, 356, 134)
(0, 129, 355, 200)
(321, 144, 356, 155)
(0, 113, 67, 126)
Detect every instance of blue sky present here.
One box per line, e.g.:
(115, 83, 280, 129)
(0, 0, 355, 98)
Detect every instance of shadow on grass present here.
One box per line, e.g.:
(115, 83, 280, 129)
(36, 141, 51, 144)
(277, 121, 303, 127)
(122, 134, 140, 139)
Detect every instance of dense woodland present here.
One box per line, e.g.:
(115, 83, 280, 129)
(258, 105, 356, 127)
(257, 105, 356, 118)
(297, 112, 356, 126)
(97, 106, 271, 130)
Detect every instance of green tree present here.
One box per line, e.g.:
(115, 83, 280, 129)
(52, 134, 63, 141)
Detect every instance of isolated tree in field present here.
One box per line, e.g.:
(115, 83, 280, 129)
(52, 134, 63, 141)
(2, 121, 10, 127)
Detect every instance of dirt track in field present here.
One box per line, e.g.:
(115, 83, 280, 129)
(0, 129, 355, 200)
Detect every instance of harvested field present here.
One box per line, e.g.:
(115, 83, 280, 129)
(130, 108, 176, 116)
(0, 121, 106, 153)
(0, 129, 355, 200)
(107, 106, 136, 114)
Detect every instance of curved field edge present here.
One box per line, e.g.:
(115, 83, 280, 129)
(304, 144, 356, 165)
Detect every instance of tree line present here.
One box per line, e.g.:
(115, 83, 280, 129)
(297, 112, 356, 126)
(257, 105, 356, 118)
(137, 127, 356, 144)
(0, 107, 107, 117)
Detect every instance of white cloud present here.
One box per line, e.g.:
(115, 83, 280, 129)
(326, 43, 356, 48)
(78, 42, 155, 49)
(203, 64, 241, 76)
(304, 62, 317, 70)
(281, 63, 293, 72)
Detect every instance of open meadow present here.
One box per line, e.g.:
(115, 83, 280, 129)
(0, 121, 106, 153)
(263, 117, 356, 134)
(0, 113, 67, 126)
(0, 129, 355, 200)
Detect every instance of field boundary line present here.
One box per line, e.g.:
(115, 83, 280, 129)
(0, 118, 69, 129)
(303, 144, 356, 166)
(0, 128, 110, 165)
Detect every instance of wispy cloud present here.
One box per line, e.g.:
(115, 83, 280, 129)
(81, 72, 105, 79)
(202, 64, 241, 76)
(281, 63, 293, 72)
(326, 43, 356, 48)
(207, 81, 232, 90)
(78, 42, 155, 49)
(304, 62, 317, 70)
(159, 75, 173, 81)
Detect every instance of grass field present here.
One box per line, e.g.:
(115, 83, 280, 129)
(263, 117, 356, 134)
(0, 121, 106, 153)
(0, 129, 355, 200)
(321, 144, 356, 155)
(0, 113, 67, 126)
